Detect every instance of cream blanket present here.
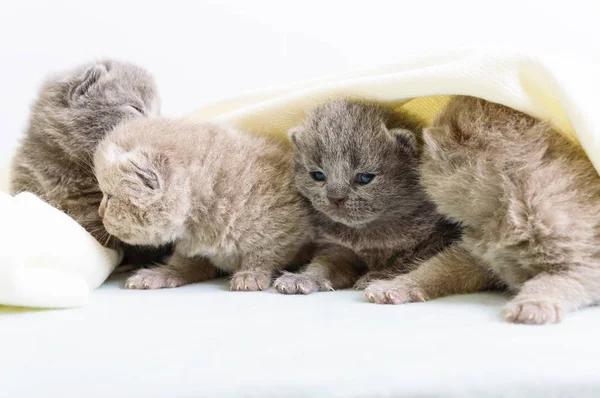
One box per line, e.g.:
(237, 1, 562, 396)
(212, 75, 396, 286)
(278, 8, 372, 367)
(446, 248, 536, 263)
(2, 51, 598, 308)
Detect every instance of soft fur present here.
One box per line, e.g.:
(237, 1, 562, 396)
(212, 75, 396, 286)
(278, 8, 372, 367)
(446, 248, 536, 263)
(94, 118, 313, 291)
(10, 59, 169, 265)
(273, 99, 461, 294)
(365, 96, 600, 324)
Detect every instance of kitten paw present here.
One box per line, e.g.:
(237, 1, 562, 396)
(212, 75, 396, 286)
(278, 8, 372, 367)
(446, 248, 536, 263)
(125, 267, 187, 290)
(364, 279, 426, 304)
(230, 270, 271, 291)
(354, 271, 391, 290)
(273, 273, 334, 294)
(500, 300, 563, 325)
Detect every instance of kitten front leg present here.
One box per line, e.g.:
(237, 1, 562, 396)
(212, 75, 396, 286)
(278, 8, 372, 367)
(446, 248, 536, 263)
(231, 238, 314, 291)
(500, 266, 600, 324)
(230, 252, 275, 292)
(364, 244, 498, 304)
(126, 252, 217, 289)
(273, 243, 364, 294)
(354, 270, 394, 290)
(352, 248, 398, 290)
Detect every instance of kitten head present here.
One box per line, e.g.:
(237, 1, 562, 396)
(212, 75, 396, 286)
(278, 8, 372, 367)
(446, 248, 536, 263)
(419, 96, 505, 224)
(34, 59, 160, 155)
(290, 99, 425, 227)
(94, 124, 189, 246)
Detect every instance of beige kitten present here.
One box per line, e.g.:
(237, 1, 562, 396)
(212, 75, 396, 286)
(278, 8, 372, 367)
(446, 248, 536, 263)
(274, 99, 461, 295)
(94, 118, 312, 291)
(365, 96, 600, 324)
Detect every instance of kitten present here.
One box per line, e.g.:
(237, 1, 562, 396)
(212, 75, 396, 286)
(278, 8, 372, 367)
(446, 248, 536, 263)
(364, 96, 600, 324)
(10, 59, 170, 266)
(273, 99, 461, 294)
(93, 118, 313, 291)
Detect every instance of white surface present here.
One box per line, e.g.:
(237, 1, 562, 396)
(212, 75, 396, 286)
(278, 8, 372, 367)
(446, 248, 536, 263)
(1, 274, 600, 398)
(3, 1, 600, 397)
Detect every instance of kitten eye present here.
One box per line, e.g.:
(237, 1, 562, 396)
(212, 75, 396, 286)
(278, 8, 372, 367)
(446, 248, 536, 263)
(129, 105, 144, 114)
(106, 194, 112, 201)
(310, 171, 326, 182)
(356, 173, 375, 185)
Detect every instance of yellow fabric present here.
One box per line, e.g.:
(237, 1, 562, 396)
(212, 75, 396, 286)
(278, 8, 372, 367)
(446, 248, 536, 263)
(395, 96, 453, 126)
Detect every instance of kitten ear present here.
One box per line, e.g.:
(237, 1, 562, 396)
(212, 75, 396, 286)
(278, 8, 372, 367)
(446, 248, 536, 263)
(422, 128, 444, 160)
(287, 126, 304, 149)
(69, 64, 108, 101)
(385, 125, 418, 154)
(130, 150, 169, 191)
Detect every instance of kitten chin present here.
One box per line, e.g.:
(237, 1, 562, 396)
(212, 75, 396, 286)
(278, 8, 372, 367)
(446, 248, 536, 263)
(10, 59, 170, 267)
(365, 95, 600, 325)
(318, 207, 382, 228)
(273, 99, 462, 295)
(94, 117, 314, 292)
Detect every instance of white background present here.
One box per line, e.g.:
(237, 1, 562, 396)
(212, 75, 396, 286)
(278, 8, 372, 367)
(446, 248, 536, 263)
(1, 0, 599, 164)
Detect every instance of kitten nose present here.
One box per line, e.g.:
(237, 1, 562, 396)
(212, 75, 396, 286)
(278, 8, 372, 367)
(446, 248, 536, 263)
(328, 195, 347, 207)
(98, 206, 105, 220)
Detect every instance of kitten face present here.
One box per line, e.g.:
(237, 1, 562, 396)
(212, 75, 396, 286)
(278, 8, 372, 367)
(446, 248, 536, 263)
(290, 99, 423, 227)
(42, 60, 160, 154)
(94, 142, 188, 247)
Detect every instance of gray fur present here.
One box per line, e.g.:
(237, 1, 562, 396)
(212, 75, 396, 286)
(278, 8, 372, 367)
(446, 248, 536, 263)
(10, 59, 169, 265)
(274, 99, 461, 294)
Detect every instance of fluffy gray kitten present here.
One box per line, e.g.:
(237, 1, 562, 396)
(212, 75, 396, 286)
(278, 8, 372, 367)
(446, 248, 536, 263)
(94, 118, 313, 291)
(10, 60, 170, 266)
(274, 99, 461, 294)
(365, 96, 600, 324)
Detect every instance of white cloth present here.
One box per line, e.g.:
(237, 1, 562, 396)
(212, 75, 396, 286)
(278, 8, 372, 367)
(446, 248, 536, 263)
(0, 168, 121, 308)
(187, 51, 600, 173)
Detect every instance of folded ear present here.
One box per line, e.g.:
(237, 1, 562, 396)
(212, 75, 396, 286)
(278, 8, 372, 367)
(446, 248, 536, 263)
(69, 64, 108, 101)
(422, 127, 446, 161)
(287, 126, 304, 149)
(129, 150, 169, 191)
(385, 125, 419, 154)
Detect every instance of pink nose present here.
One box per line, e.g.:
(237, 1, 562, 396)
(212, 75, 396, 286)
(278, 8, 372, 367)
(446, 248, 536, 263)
(328, 196, 347, 207)
(98, 206, 105, 220)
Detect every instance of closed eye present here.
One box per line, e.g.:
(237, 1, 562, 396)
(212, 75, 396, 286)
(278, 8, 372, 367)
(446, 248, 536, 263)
(129, 105, 145, 115)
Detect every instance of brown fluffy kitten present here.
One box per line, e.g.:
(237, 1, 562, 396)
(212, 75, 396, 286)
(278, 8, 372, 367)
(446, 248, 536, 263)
(365, 96, 600, 324)
(10, 60, 170, 266)
(273, 99, 461, 294)
(94, 118, 313, 291)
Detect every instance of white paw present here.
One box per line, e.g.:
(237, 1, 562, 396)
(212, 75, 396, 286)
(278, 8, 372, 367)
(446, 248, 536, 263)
(363, 279, 426, 304)
(273, 273, 334, 295)
(230, 270, 271, 291)
(125, 267, 186, 289)
(500, 299, 563, 324)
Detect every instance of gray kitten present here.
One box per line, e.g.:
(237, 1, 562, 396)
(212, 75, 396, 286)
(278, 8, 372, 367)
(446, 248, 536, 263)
(94, 118, 313, 291)
(365, 96, 600, 324)
(274, 99, 461, 294)
(10, 60, 169, 265)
